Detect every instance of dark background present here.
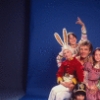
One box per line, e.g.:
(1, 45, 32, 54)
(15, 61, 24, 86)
(0, 0, 100, 100)
(0, 0, 30, 99)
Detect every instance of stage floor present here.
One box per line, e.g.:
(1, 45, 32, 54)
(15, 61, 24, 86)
(0, 90, 25, 100)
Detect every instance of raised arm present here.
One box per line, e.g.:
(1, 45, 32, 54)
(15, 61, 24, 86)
(76, 17, 88, 43)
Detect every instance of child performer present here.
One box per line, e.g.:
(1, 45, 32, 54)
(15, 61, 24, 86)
(72, 84, 86, 100)
(84, 47, 100, 100)
(48, 28, 84, 100)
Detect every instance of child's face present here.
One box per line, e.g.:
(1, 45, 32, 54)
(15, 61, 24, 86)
(68, 34, 77, 45)
(63, 49, 73, 59)
(76, 95, 85, 100)
(94, 50, 100, 62)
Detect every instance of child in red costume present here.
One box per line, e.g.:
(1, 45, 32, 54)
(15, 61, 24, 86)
(57, 55, 84, 85)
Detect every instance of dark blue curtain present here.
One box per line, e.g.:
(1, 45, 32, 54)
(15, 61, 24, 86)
(21, 0, 100, 99)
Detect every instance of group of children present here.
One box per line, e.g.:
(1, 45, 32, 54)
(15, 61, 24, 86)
(48, 17, 100, 100)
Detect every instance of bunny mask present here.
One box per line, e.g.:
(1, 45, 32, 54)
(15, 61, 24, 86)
(54, 28, 74, 54)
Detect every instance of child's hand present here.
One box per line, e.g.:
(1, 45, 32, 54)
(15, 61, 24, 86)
(86, 83, 90, 89)
(61, 81, 75, 91)
(76, 17, 84, 26)
(69, 83, 75, 91)
(89, 85, 98, 94)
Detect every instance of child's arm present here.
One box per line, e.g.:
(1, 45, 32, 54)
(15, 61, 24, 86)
(60, 81, 75, 91)
(83, 71, 88, 84)
(56, 51, 63, 67)
(76, 17, 88, 43)
(56, 61, 66, 83)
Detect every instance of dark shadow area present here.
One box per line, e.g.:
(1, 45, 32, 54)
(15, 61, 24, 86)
(0, 0, 30, 99)
(22, 0, 30, 92)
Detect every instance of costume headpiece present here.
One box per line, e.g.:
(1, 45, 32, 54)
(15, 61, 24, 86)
(54, 28, 73, 53)
(74, 83, 86, 93)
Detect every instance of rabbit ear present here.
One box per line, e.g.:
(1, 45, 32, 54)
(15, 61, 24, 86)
(63, 28, 68, 45)
(54, 32, 64, 46)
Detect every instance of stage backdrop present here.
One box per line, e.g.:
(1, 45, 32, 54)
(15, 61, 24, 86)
(21, 0, 100, 99)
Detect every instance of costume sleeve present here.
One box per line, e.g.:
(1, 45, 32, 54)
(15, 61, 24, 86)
(56, 62, 65, 77)
(83, 62, 92, 84)
(78, 26, 88, 44)
(75, 61, 84, 82)
(83, 70, 88, 84)
(56, 51, 63, 67)
(84, 62, 91, 72)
